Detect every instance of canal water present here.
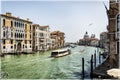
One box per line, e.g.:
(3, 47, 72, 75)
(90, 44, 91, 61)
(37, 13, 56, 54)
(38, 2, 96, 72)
(1, 46, 104, 79)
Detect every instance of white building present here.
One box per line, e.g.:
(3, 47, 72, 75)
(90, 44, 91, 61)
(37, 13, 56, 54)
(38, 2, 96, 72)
(32, 24, 51, 51)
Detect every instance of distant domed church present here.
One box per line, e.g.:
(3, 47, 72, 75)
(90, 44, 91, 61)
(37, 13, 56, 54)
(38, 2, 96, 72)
(79, 31, 99, 46)
(84, 31, 89, 39)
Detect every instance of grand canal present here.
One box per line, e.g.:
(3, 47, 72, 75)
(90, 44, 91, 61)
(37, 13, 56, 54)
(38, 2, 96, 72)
(1, 46, 104, 79)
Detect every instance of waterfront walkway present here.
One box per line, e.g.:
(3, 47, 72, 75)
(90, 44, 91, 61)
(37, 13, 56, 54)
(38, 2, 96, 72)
(93, 54, 119, 79)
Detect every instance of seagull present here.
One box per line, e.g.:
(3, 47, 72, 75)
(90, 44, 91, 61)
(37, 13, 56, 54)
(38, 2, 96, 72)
(88, 23, 93, 26)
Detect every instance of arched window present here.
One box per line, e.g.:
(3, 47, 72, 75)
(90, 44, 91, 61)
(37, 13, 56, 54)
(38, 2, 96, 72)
(19, 22, 20, 27)
(23, 34, 24, 38)
(15, 22, 16, 26)
(23, 24, 24, 28)
(17, 22, 18, 27)
(19, 33, 20, 38)
(3, 31, 5, 37)
(11, 21, 13, 27)
(20, 33, 21, 38)
(23, 45, 24, 48)
(17, 33, 19, 38)
(30, 25, 31, 31)
(116, 14, 120, 54)
(25, 24, 27, 29)
(21, 23, 22, 28)
(117, 14, 120, 32)
(3, 19, 5, 26)
(15, 33, 16, 38)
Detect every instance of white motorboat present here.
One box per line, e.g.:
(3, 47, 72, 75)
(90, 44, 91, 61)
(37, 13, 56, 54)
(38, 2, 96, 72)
(51, 49, 71, 57)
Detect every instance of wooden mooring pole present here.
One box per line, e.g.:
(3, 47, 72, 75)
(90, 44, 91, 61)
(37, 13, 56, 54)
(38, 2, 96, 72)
(82, 58, 84, 79)
(99, 52, 101, 64)
(90, 55, 93, 79)
(94, 53, 96, 68)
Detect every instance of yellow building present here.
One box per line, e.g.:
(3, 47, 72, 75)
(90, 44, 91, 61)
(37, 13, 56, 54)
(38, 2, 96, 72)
(0, 12, 32, 54)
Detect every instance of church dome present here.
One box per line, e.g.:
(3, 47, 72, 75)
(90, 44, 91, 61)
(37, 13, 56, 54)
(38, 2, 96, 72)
(84, 31, 89, 39)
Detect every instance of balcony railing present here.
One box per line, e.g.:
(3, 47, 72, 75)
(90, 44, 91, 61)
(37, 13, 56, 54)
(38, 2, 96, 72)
(116, 31, 120, 40)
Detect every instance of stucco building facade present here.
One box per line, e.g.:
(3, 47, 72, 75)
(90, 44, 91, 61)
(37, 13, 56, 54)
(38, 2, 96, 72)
(0, 12, 32, 54)
(32, 24, 51, 51)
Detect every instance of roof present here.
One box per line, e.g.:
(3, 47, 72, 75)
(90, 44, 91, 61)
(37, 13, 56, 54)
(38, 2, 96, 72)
(79, 38, 99, 41)
(51, 30, 65, 35)
(1, 13, 32, 23)
(100, 32, 108, 35)
(52, 48, 69, 52)
(90, 38, 99, 41)
(33, 24, 49, 28)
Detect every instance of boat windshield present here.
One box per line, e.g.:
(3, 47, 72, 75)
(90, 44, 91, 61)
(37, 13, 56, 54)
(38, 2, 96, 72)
(51, 52, 58, 56)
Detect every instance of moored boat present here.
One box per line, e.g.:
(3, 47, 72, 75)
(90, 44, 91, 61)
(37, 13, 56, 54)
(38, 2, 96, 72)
(51, 49, 71, 57)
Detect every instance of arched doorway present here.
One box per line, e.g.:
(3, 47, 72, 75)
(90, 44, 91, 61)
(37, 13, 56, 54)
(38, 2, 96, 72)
(17, 42, 21, 51)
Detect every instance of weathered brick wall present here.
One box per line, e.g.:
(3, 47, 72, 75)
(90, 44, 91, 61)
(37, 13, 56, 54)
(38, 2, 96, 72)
(109, 0, 119, 55)
(108, 0, 120, 68)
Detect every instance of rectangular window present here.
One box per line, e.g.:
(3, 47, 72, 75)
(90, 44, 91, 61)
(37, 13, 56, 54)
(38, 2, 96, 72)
(3, 46, 5, 49)
(25, 34, 27, 38)
(117, 15, 120, 32)
(40, 33, 44, 37)
(25, 41, 27, 44)
(30, 25, 32, 31)
(11, 21, 13, 27)
(3, 31, 5, 37)
(30, 34, 31, 39)
(117, 0, 120, 2)
(3, 40, 5, 44)
(117, 42, 119, 54)
(11, 40, 13, 44)
(11, 46, 13, 49)
(30, 41, 31, 44)
(3, 19, 5, 26)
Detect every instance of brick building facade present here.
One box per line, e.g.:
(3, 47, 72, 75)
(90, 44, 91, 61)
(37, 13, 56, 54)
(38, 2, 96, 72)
(107, 0, 120, 67)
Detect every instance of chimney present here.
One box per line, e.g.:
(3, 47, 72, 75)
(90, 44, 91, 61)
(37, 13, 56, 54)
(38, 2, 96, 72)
(6, 12, 12, 16)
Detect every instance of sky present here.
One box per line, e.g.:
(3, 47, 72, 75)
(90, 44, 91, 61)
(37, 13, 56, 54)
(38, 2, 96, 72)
(1, 0, 109, 42)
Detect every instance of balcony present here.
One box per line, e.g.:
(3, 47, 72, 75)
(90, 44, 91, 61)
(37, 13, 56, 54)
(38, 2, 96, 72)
(116, 31, 120, 40)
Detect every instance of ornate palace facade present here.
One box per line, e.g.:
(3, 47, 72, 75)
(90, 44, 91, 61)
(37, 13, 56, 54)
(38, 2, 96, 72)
(0, 12, 32, 53)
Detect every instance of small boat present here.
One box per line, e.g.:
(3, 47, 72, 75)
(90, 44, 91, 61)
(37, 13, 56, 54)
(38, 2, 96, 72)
(51, 49, 71, 57)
